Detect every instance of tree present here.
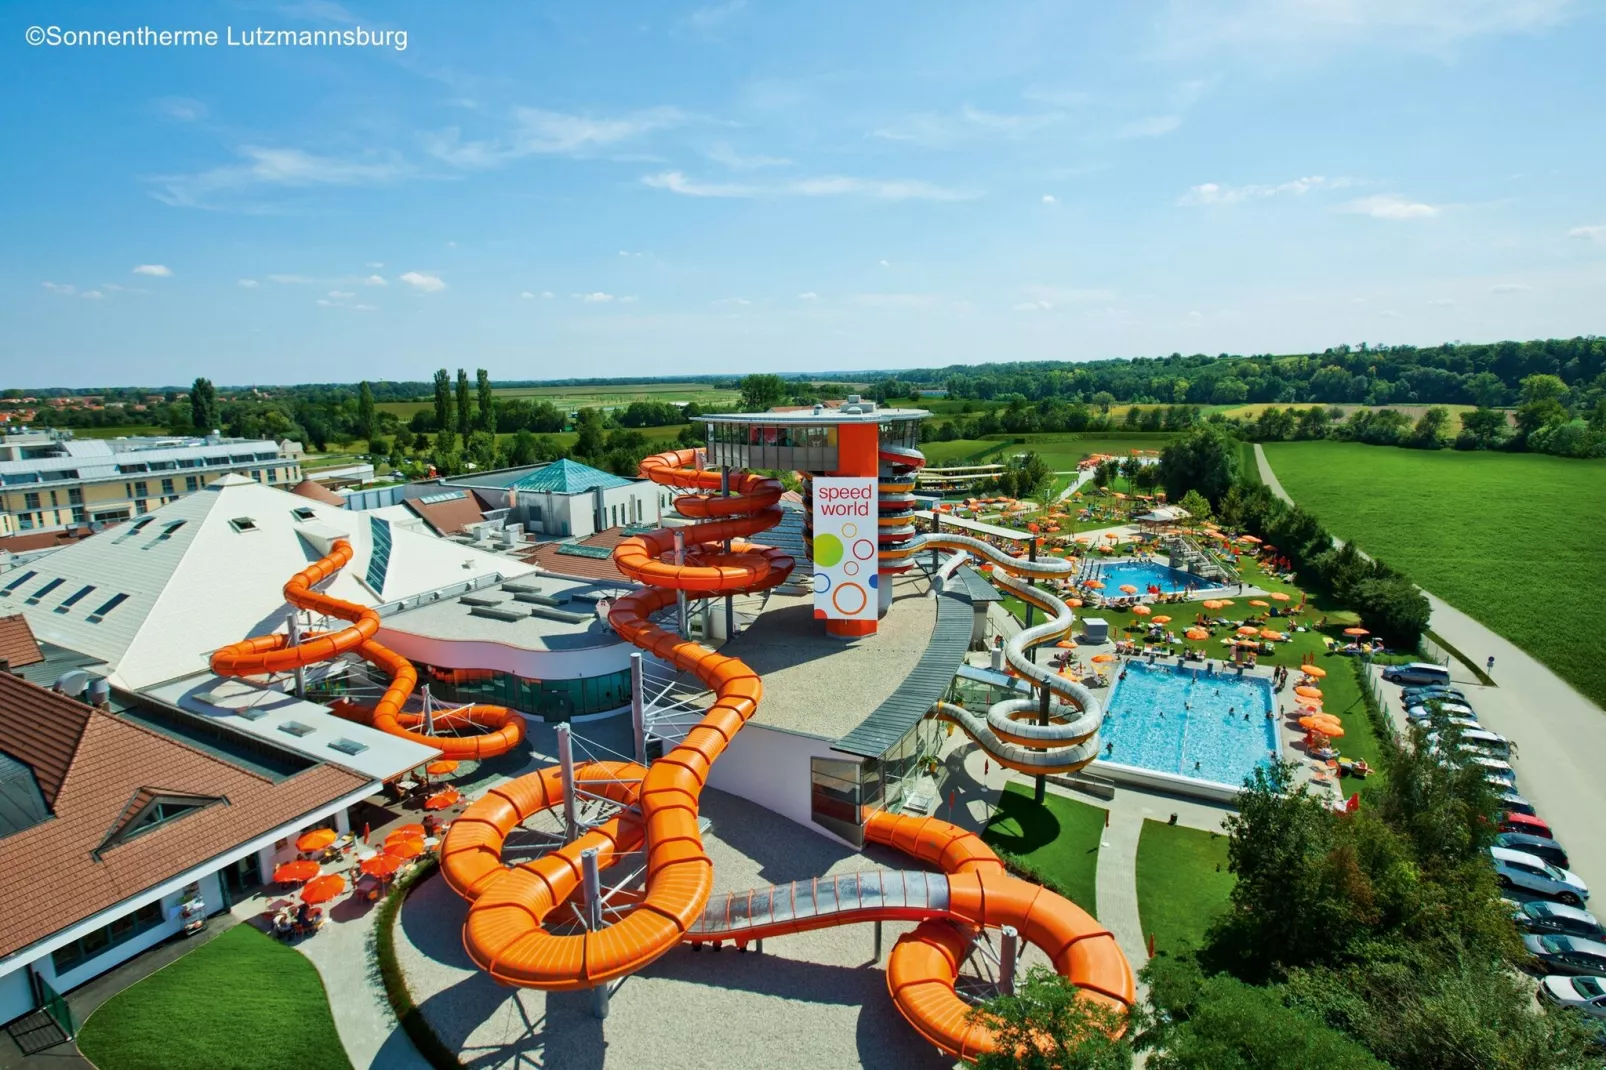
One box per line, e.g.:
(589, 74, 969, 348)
(476, 368, 496, 432)
(1210, 378, 1249, 405)
(190, 377, 217, 431)
(1456, 407, 1507, 450)
(739, 373, 787, 412)
(1352, 576, 1432, 646)
(1157, 425, 1238, 507)
(1091, 391, 1116, 413)
(1176, 489, 1213, 523)
(1519, 373, 1568, 405)
(971, 966, 1132, 1070)
(432, 369, 452, 431)
(392, 426, 415, 454)
(1465, 371, 1506, 408)
(357, 381, 377, 440)
(997, 452, 1052, 502)
(1407, 406, 1449, 449)
(455, 368, 473, 434)
(572, 408, 607, 458)
(507, 428, 540, 467)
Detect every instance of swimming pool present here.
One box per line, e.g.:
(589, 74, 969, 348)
(1086, 558, 1216, 595)
(1097, 661, 1279, 788)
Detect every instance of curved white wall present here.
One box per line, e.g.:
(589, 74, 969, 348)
(376, 626, 638, 681)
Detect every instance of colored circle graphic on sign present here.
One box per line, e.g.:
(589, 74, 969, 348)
(814, 533, 844, 567)
(832, 582, 868, 616)
(852, 539, 875, 561)
(844, 561, 859, 577)
(843, 523, 857, 538)
(812, 572, 831, 592)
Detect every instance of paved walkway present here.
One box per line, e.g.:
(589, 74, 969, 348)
(1255, 444, 1606, 892)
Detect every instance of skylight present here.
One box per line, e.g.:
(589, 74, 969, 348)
(155, 520, 187, 540)
(55, 584, 96, 614)
(0, 571, 37, 597)
(291, 507, 317, 521)
(277, 721, 315, 737)
(25, 578, 65, 605)
(87, 592, 130, 623)
(229, 517, 258, 533)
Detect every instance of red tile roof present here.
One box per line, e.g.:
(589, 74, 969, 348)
(289, 479, 346, 507)
(0, 673, 368, 959)
(403, 492, 487, 537)
(519, 527, 636, 585)
(0, 526, 104, 554)
(0, 615, 44, 670)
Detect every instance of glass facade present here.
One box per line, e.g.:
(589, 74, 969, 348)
(704, 421, 838, 472)
(809, 716, 947, 845)
(416, 663, 633, 722)
(879, 418, 922, 449)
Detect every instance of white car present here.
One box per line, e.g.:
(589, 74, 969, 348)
(1539, 975, 1606, 1019)
(1406, 702, 1476, 721)
(1493, 847, 1590, 906)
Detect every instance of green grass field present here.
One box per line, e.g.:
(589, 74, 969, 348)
(1135, 820, 1234, 956)
(920, 439, 1014, 465)
(1263, 441, 1606, 709)
(77, 925, 350, 1070)
(981, 782, 1106, 916)
(378, 382, 738, 419)
(920, 432, 1175, 472)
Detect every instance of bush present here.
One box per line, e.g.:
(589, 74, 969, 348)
(372, 860, 463, 1070)
(1352, 576, 1432, 647)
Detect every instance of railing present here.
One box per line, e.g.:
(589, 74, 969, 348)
(1416, 634, 1452, 668)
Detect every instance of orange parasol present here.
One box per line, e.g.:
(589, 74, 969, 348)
(1152, 615, 1172, 624)
(1056, 640, 1075, 648)
(1104, 532, 1120, 541)
(1091, 653, 1117, 664)
(1084, 580, 1105, 589)
(1249, 599, 1269, 608)
(1218, 599, 1235, 607)
(385, 837, 427, 861)
(1269, 592, 1291, 602)
(1238, 534, 1262, 543)
(1300, 665, 1327, 679)
(1343, 627, 1370, 637)
(1311, 722, 1345, 739)
(392, 823, 426, 839)
(300, 874, 346, 905)
(273, 860, 320, 884)
(1067, 598, 1083, 608)
(1294, 685, 1323, 700)
(361, 853, 404, 879)
(1259, 629, 1282, 641)
(1119, 584, 1138, 594)
(424, 788, 461, 812)
(1236, 626, 1259, 636)
(1185, 628, 1210, 641)
(296, 829, 337, 854)
(425, 760, 459, 776)
(1202, 599, 1225, 610)
(1132, 605, 1151, 616)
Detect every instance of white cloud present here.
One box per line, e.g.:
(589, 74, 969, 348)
(520, 291, 536, 300)
(155, 97, 207, 122)
(1380, 309, 1403, 318)
(541, 290, 554, 298)
(423, 106, 689, 168)
(1568, 224, 1606, 241)
(364, 274, 387, 286)
(714, 297, 751, 306)
(1118, 115, 1182, 138)
(238, 279, 259, 288)
(352, 304, 377, 311)
(797, 292, 818, 300)
(872, 105, 1063, 147)
(328, 290, 356, 300)
(618, 250, 645, 258)
(1339, 193, 1440, 219)
(1427, 297, 1456, 306)
(879, 260, 892, 268)
(42, 282, 76, 295)
(1014, 301, 1053, 312)
(81, 290, 104, 300)
(1180, 175, 1355, 206)
(102, 283, 124, 292)
(399, 271, 446, 292)
(151, 146, 408, 208)
(1489, 282, 1532, 293)
(578, 292, 615, 303)
(132, 264, 172, 276)
(641, 170, 976, 201)
(1042, 194, 1057, 205)
(619, 295, 639, 303)
(706, 143, 790, 170)
(445, 240, 456, 248)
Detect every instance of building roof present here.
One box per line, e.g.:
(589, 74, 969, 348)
(289, 479, 346, 507)
(9, 474, 536, 690)
(402, 490, 487, 537)
(0, 526, 103, 555)
(0, 672, 369, 962)
(1134, 505, 1191, 523)
(0, 615, 43, 670)
(0, 666, 91, 808)
(508, 459, 634, 495)
(519, 527, 637, 585)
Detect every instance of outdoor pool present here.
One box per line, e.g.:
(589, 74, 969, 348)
(1097, 661, 1278, 788)
(1086, 558, 1217, 595)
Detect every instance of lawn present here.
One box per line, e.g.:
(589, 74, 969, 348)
(1263, 441, 1606, 709)
(981, 782, 1106, 916)
(1135, 820, 1234, 956)
(920, 439, 1014, 465)
(77, 925, 351, 1070)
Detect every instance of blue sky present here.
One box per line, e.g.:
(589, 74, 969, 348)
(3, 0, 1604, 387)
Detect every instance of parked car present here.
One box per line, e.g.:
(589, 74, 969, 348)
(1497, 791, 1537, 816)
(1383, 662, 1452, 687)
(1405, 702, 1477, 721)
(1538, 975, 1606, 1019)
(1402, 686, 1469, 704)
(1502, 811, 1555, 839)
(1493, 847, 1589, 905)
(1471, 756, 1517, 788)
(1524, 935, 1606, 976)
(1494, 832, 1570, 870)
(1514, 902, 1605, 941)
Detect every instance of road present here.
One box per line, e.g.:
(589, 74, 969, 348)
(1255, 444, 1606, 894)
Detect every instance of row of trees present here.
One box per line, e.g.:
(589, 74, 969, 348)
(923, 399, 1202, 442)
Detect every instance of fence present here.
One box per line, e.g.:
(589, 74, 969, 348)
(1416, 634, 1452, 667)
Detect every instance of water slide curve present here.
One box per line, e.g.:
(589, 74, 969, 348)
(435, 447, 1133, 1061)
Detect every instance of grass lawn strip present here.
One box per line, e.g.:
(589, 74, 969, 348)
(1135, 820, 1234, 957)
(1263, 441, 1606, 709)
(76, 924, 351, 1070)
(981, 782, 1106, 917)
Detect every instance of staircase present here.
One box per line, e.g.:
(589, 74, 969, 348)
(759, 503, 813, 595)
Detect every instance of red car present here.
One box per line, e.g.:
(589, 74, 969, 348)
(1502, 812, 1554, 840)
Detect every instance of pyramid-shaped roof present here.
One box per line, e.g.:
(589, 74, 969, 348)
(8, 474, 537, 690)
(508, 458, 634, 495)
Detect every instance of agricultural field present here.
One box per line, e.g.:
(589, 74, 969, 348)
(1224, 402, 1507, 430)
(377, 381, 738, 420)
(1263, 441, 1606, 708)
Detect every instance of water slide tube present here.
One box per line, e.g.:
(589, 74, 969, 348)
(209, 539, 525, 760)
(436, 447, 1133, 1059)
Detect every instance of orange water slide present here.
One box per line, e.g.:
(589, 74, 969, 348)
(209, 538, 525, 761)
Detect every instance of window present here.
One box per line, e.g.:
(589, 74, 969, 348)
(161, 478, 175, 495)
(55, 585, 95, 613)
(135, 501, 148, 516)
(87, 592, 129, 623)
(71, 507, 85, 524)
(228, 517, 258, 533)
(50, 901, 165, 974)
(134, 481, 149, 498)
(49, 490, 59, 507)
(25, 578, 64, 604)
(17, 515, 32, 531)
(291, 507, 316, 521)
(68, 487, 83, 504)
(23, 492, 39, 510)
(156, 520, 186, 540)
(185, 475, 198, 492)
(267, 468, 277, 484)
(1, 571, 38, 596)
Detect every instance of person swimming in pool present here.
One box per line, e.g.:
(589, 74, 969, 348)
(1106, 741, 1115, 755)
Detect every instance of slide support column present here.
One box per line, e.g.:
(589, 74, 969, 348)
(557, 723, 579, 843)
(1034, 684, 1050, 804)
(999, 925, 1020, 996)
(286, 611, 306, 700)
(673, 529, 688, 638)
(722, 467, 735, 640)
(630, 652, 647, 767)
(582, 848, 610, 1020)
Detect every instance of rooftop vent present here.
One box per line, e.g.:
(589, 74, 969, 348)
(229, 517, 258, 533)
(328, 737, 369, 756)
(277, 721, 315, 738)
(291, 507, 316, 521)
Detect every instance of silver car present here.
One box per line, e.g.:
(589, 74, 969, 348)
(1492, 847, 1590, 906)
(1539, 975, 1606, 1019)
(1524, 935, 1606, 977)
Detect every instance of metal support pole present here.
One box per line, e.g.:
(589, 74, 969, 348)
(722, 467, 734, 640)
(630, 653, 647, 766)
(1035, 684, 1050, 804)
(286, 611, 306, 699)
(999, 925, 1020, 996)
(581, 848, 610, 1019)
(930, 514, 940, 575)
(1025, 538, 1037, 633)
(873, 920, 883, 962)
(557, 723, 579, 842)
(673, 529, 688, 638)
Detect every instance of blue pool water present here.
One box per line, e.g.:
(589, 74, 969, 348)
(1098, 661, 1279, 787)
(1087, 558, 1216, 594)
